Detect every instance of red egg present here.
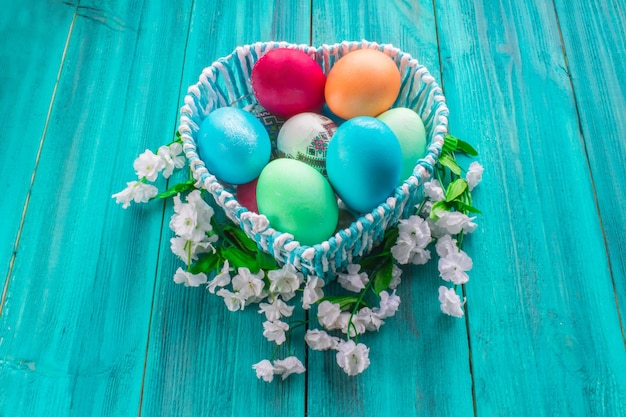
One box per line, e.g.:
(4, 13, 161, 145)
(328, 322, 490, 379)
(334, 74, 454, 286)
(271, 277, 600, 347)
(251, 48, 326, 119)
(237, 178, 259, 213)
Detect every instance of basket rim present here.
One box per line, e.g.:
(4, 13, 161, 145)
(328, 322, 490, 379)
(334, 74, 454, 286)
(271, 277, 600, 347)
(178, 40, 448, 276)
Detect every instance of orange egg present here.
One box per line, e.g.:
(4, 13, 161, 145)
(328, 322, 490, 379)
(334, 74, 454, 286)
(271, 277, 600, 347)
(325, 49, 401, 119)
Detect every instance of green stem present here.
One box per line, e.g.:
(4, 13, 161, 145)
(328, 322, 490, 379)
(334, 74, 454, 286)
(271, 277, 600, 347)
(346, 276, 376, 343)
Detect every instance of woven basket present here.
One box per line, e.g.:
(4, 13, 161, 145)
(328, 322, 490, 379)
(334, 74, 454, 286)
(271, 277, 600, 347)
(178, 40, 448, 280)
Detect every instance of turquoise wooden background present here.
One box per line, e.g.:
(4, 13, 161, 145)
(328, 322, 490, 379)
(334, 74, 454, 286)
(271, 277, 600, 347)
(1, 0, 625, 415)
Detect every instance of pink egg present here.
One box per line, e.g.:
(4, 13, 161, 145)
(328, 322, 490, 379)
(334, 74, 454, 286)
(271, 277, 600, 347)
(251, 48, 326, 119)
(237, 178, 259, 213)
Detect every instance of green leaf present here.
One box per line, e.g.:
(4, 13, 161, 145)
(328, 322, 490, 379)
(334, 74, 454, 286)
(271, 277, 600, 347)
(383, 227, 400, 252)
(220, 246, 259, 271)
(256, 250, 279, 271)
(438, 154, 462, 176)
(452, 200, 482, 214)
(430, 200, 452, 219)
(189, 252, 220, 274)
(319, 295, 368, 311)
(445, 179, 468, 202)
(223, 224, 258, 253)
(152, 179, 196, 200)
(443, 134, 459, 153)
(373, 259, 394, 295)
(456, 139, 478, 156)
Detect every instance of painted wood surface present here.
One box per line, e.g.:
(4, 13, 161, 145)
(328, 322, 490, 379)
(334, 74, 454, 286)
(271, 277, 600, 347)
(0, 0, 625, 416)
(308, 2, 474, 416)
(138, 2, 311, 416)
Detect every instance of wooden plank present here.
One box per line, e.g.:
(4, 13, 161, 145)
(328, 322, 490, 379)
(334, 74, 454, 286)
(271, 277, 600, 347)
(0, 0, 192, 415)
(308, 2, 475, 416)
(138, 1, 311, 416)
(553, 0, 626, 344)
(434, 0, 626, 415)
(0, 1, 75, 303)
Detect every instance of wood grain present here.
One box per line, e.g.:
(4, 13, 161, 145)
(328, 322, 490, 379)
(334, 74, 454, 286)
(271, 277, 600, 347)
(434, 0, 626, 415)
(553, 0, 626, 344)
(137, 1, 312, 416)
(0, 0, 192, 415)
(0, 1, 75, 307)
(308, 1, 475, 416)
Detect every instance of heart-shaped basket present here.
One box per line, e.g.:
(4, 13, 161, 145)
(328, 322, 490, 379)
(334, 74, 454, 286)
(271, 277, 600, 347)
(178, 40, 448, 279)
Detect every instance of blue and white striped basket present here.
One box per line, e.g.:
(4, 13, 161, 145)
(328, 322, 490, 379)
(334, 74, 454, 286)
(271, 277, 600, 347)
(178, 40, 448, 280)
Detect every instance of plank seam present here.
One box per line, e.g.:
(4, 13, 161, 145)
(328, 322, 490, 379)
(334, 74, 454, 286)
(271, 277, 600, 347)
(432, 0, 476, 414)
(137, 1, 197, 415)
(0, 4, 79, 315)
(550, 0, 626, 348)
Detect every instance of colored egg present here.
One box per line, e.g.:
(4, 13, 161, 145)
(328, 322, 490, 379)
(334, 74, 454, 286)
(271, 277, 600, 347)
(326, 117, 402, 213)
(377, 107, 428, 183)
(243, 103, 285, 159)
(197, 107, 271, 185)
(251, 48, 326, 119)
(237, 178, 259, 213)
(325, 49, 401, 119)
(256, 159, 339, 246)
(321, 103, 346, 126)
(277, 112, 337, 176)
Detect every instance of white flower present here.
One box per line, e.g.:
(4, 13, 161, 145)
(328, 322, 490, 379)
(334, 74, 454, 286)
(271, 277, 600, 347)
(302, 275, 325, 309)
(436, 234, 458, 258)
(337, 264, 369, 293)
(273, 356, 305, 380)
(420, 200, 433, 217)
(438, 286, 465, 317)
(434, 211, 477, 235)
(252, 359, 274, 382)
(438, 250, 473, 284)
(258, 298, 294, 321)
(409, 247, 431, 265)
(170, 236, 214, 265)
(398, 215, 431, 248)
(389, 264, 402, 290)
(173, 267, 207, 287)
(390, 235, 415, 264)
(337, 312, 365, 337)
(169, 191, 216, 243)
(112, 181, 158, 208)
(391, 231, 431, 265)
(186, 189, 215, 229)
(423, 179, 444, 201)
(356, 307, 384, 332)
(206, 261, 232, 293)
(216, 288, 246, 311)
(465, 161, 484, 190)
(133, 149, 165, 181)
(262, 320, 289, 345)
(232, 267, 266, 299)
(157, 142, 186, 178)
(304, 329, 340, 351)
(317, 301, 342, 330)
(268, 264, 303, 301)
(374, 290, 401, 319)
(336, 340, 370, 376)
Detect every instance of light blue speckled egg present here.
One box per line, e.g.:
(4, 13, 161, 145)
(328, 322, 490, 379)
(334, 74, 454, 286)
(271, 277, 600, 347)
(197, 107, 271, 185)
(326, 116, 402, 213)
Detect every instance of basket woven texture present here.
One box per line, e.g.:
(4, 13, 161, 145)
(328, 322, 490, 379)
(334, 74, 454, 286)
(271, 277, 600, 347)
(178, 40, 448, 279)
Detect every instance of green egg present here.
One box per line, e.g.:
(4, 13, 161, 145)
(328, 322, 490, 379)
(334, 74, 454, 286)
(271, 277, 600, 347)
(256, 158, 339, 246)
(377, 107, 427, 184)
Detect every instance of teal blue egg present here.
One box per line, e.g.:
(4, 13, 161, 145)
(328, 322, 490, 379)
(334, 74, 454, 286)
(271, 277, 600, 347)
(197, 107, 271, 184)
(326, 116, 402, 213)
(377, 107, 427, 184)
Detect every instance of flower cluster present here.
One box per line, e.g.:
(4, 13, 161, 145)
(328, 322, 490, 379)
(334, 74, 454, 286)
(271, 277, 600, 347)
(112, 140, 186, 208)
(112, 133, 483, 381)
